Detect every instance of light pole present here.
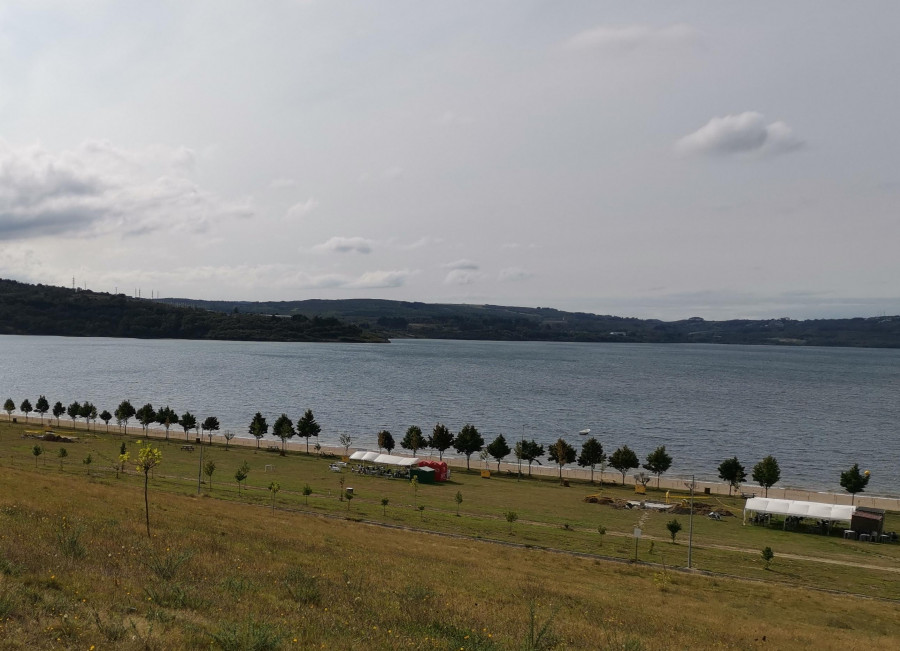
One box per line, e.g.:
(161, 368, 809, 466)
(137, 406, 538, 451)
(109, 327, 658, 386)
(518, 424, 524, 481)
(683, 475, 695, 569)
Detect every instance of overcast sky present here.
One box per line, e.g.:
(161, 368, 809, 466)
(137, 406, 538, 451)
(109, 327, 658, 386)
(1, 1, 898, 320)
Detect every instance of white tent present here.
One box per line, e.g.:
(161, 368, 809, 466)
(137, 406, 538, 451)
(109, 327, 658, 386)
(373, 453, 419, 467)
(348, 451, 368, 461)
(362, 451, 381, 462)
(743, 497, 855, 525)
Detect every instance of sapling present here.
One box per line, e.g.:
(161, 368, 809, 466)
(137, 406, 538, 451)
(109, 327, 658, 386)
(303, 483, 312, 505)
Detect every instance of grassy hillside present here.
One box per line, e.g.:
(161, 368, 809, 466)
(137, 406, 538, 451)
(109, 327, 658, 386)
(1, 419, 898, 649)
(0, 279, 385, 343)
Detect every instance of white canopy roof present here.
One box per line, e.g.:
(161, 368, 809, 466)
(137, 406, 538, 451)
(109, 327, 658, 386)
(745, 497, 855, 522)
(373, 453, 419, 467)
(348, 451, 419, 466)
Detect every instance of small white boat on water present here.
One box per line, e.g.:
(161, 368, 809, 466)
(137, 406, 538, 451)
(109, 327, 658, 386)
(579, 428, 591, 436)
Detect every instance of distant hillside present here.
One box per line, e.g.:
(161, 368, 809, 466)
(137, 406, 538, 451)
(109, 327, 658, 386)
(0, 279, 385, 343)
(162, 296, 900, 348)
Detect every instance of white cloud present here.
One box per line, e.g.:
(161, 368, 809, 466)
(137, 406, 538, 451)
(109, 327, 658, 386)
(346, 269, 412, 289)
(675, 112, 804, 157)
(399, 236, 441, 250)
(499, 267, 532, 282)
(286, 197, 319, 218)
(381, 166, 404, 180)
(312, 236, 373, 254)
(443, 258, 479, 270)
(564, 23, 699, 52)
(444, 269, 483, 285)
(0, 139, 251, 240)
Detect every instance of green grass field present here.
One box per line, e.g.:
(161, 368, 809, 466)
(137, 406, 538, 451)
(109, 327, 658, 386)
(1, 420, 898, 649)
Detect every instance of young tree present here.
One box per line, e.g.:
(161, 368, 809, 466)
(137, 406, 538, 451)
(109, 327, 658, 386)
(35, 395, 50, 424)
(67, 401, 82, 429)
(296, 409, 321, 454)
(156, 406, 178, 441)
(268, 481, 280, 511)
(643, 445, 673, 489)
(609, 446, 639, 485)
(235, 461, 250, 494)
(381, 497, 389, 516)
(79, 401, 95, 431)
(454, 424, 484, 471)
(505, 510, 519, 534)
(516, 439, 545, 476)
(115, 400, 136, 434)
(52, 401, 65, 427)
(180, 411, 197, 441)
(430, 423, 454, 460)
(20, 398, 33, 423)
(273, 413, 294, 456)
(666, 518, 682, 543)
(117, 450, 130, 479)
(98, 409, 112, 432)
(223, 430, 235, 449)
(202, 416, 220, 445)
(83, 453, 92, 474)
(57, 447, 68, 470)
(32, 444, 43, 467)
(136, 442, 163, 538)
(339, 432, 353, 457)
(455, 490, 463, 516)
(249, 412, 268, 449)
(578, 437, 605, 484)
(486, 434, 512, 471)
(89, 404, 98, 430)
(717, 457, 747, 496)
(839, 463, 870, 504)
(597, 524, 607, 547)
(752, 455, 781, 497)
(204, 458, 217, 491)
(377, 429, 395, 454)
(401, 425, 426, 456)
(3, 398, 14, 422)
(548, 438, 576, 483)
(136, 403, 156, 435)
(761, 546, 774, 570)
(302, 483, 313, 505)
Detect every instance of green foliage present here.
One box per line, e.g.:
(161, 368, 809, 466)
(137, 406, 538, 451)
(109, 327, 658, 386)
(267, 481, 280, 511)
(839, 463, 870, 503)
(79, 401, 96, 430)
(486, 434, 511, 470)
(202, 415, 220, 443)
(57, 447, 68, 470)
(136, 403, 156, 433)
(99, 409, 112, 430)
(2, 398, 13, 420)
(52, 400, 65, 425)
(339, 432, 353, 455)
(142, 547, 194, 580)
(211, 618, 284, 651)
(597, 524, 607, 546)
(82, 453, 93, 473)
(55, 519, 86, 559)
(516, 439, 545, 476)
(522, 599, 559, 651)
(285, 567, 320, 605)
(381, 497, 389, 515)
(717, 457, 747, 495)
(454, 424, 484, 470)
(19, 398, 32, 420)
(136, 441, 163, 537)
(401, 425, 425, 455)
(31, 444, 42, 466)
(666, 518, 682, 543)
(761, 546, 775, 570)
(67, 400, 82, 426)
(548, 438, 576, 482)
(35, 395, 49, 422)
(204, 459, 217, 490)
(752, 455, 781, 497)
(609, 446, 639, 485)
(577, 437, 605, 483)
(377, 429, 395, 453)
(273, 414, 294, 455)
(455, 490, 463, 516)
(302, 483, 312, 505)
(115, 400, 136, 432)
(643, 446, 673, 488)
(429, 423, 454, 459)
(249, 412, 268, 448)
(156, 405, 178, 439)
(180, 411, 197, 439)
(235, 461, 250, 493)
(505, 510, 519, 533)
(297, 408, 321, 454)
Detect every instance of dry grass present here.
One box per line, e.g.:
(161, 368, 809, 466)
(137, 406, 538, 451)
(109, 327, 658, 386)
(1, 421, 899, 649)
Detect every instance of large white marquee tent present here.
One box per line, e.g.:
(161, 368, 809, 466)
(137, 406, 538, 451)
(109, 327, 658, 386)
(348, 450, 419, 467)
(743, 497, 855, 525)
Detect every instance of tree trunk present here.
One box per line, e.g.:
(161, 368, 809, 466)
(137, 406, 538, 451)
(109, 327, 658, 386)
(144, 472, 151, 538)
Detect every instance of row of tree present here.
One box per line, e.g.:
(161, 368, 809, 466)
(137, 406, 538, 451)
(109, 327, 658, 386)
(5, 397, 873, 500)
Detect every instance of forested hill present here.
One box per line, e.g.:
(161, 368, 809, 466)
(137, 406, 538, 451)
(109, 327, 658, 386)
(162, 297, 900, 348)
(0, 279, 384, 343)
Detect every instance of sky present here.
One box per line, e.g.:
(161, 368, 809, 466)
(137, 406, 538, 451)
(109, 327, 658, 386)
(1, 1, 898, 320)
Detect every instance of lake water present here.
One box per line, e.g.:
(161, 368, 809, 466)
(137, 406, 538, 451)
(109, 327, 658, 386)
(1, 336, 898, 495)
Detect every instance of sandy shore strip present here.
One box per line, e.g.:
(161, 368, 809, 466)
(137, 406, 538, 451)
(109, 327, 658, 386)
(15, 415, 900, 511)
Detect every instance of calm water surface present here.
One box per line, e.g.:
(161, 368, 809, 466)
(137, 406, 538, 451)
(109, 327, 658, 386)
(1, 336, 897, 495)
